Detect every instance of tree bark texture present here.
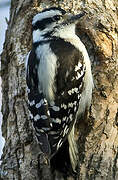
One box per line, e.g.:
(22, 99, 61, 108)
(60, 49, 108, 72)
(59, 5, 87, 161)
(0, 0, 118, 179)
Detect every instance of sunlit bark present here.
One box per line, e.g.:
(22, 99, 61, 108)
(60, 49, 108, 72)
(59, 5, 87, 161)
(1, 0, 118, 179)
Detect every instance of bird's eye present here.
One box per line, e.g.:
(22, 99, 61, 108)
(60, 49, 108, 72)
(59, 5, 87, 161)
(52, 15, 62, 21)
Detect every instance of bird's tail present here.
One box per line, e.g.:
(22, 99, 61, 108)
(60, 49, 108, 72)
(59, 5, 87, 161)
(68, 125, 78, 172)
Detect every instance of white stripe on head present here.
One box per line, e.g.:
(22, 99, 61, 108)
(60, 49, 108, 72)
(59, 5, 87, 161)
(32, 10, 63, 43)
(32, 10, 62, 25)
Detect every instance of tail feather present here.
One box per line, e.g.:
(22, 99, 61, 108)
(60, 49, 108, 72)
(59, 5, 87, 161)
(68, 125, 78, 172)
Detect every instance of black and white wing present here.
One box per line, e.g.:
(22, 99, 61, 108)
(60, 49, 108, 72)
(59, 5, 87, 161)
(26, 39, 86, 157)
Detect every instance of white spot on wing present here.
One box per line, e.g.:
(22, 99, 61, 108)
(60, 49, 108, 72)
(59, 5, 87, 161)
(68, 88, 78, 95)
(52, 106, 60, 111)
(73, 101, 77, 106)
(41, 115, 48, 119)
(44, 99, 48, 104)
(52, 118, 61, 124)
(71, 76, 75, 81)
(29, 100, 35, 106)
(75, 62, 82, 72)
(61, 104, 67, 109)
(78, 94, 80, 99)
(35, 99, 47, 109)
(63, 125, 69, 137)
(61, 91, 64, 96)
(74, 106, 77, 112)
(57, 139, 63, 150)
(30, 113, 33, 119)
(79, 83, 82, 90)
(73, 87, 78, 93)
(76, 72, 81, 80)
(68, 90, 72, 95)
(62, 117, 67, 122)
(47, 110, 50, 115)
(34, 114, 40, 121)
(35, 100, 43, 108)
(76, 70, 85, 80)
(69, 114, 73, 121)
(50, 123, 53, 127)
(68, 102, 73, 108)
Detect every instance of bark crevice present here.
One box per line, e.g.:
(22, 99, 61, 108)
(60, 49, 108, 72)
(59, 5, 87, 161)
(1, 0, 118, 179)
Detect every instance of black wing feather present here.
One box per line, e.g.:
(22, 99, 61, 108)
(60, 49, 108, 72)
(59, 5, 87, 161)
(26, 39, 85, 157)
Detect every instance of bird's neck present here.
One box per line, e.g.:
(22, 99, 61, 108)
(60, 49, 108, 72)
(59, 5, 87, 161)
(33, 24, 76, 44)
(53, 24, 76, 40)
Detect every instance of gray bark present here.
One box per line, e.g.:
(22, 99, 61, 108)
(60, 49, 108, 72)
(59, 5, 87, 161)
(0, 0, 118, 179)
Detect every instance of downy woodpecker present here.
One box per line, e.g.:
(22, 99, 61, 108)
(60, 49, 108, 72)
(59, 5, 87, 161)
(26, 7, 93, 172)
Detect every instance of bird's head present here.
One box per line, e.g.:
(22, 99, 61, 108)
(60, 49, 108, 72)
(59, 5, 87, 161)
(32, 7, 85, 43)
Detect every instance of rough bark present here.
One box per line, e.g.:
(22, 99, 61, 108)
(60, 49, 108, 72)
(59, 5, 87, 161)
(0, 0, 118, 179)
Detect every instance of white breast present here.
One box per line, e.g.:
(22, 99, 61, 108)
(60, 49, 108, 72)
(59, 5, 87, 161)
(36, 43, 57, 102)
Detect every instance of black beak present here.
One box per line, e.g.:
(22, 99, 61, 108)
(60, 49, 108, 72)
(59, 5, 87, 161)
(70, 12, 85, 22)
(63, 12, 85, 25)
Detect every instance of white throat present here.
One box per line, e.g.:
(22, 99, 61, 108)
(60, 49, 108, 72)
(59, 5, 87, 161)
(33, 24, 76, 43)
(54, 24, 76, 41)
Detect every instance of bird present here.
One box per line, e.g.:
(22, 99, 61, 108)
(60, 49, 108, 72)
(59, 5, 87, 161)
(25, 6, 93, 173)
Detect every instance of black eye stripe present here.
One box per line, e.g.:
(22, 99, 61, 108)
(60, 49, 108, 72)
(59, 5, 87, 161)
(33, 18, 54, 30)
(52, 15, 62, 21)
(33, 16, 62, 30)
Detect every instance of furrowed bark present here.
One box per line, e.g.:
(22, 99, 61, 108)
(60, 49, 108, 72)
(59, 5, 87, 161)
(0, 0, 118, 179)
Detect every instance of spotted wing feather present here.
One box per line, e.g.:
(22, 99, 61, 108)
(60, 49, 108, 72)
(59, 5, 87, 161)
(26, 39, 85, 157)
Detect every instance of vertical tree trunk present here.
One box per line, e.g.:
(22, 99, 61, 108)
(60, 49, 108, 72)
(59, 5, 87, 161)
(0, 0, 118, 179)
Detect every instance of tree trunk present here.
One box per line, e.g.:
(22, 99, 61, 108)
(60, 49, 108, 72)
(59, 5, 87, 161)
(0, 0, 118, 179)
